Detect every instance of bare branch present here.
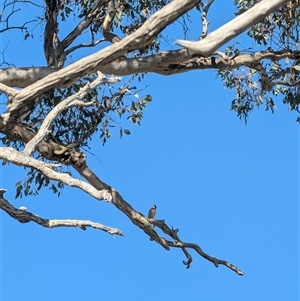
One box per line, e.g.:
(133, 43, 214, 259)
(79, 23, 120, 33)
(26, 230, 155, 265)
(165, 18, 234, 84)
(148, 218, 244, 275)
(5, 0, 199, 116)
(166, 240, 244, 276)
(73, 163, 171, 250)
(23, 72, 121, 156)
(0, 147, 113, 202)
(64, 38, 105, 57)
(0, 82, 18, 98)
(0, 189, 123, 236)
(102, 0, 120, 43)
(273, 79, 300, 87)
(200, 0, 214, 39)
(176, 0, 291, 55)
(3, 49, 300, 89)
(0, 0, 41, 32)
(0, 67, 57, 88)
(59, 0, 108, 51)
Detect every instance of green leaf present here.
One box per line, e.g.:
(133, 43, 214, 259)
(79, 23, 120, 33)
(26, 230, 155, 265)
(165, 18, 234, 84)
(24, 32, 30, 40)
(24, 185, 30, 196)
(51, 184, 58, 194)
(123, 129, 131, 135)
(15, 182, 23, 199)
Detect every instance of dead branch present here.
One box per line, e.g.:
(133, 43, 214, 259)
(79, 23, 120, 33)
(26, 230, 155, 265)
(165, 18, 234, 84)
(167, 240, 244, 276)
(0, 189, 123, 236)
(73, 163, 170, 250)
(0, 0, 41, 33)
(150, 219, 243, 275)
(72, 162, 245, 274)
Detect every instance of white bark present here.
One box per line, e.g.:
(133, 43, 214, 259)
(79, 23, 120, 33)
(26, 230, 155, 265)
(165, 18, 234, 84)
(5, 0, 198, 115)
(23, 72, 121, 156)
(0, 67, 56, 88)
(0, 147, 113, 202)
(0, 192, 123, 236)
(0, 0, 290, 93)
(2, 49, 299, 89)
(0, 0, 288, 271)
(175, 0, 290, 55)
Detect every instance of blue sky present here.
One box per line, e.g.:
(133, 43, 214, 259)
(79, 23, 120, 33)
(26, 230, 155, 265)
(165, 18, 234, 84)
(1, 2, 299, 301)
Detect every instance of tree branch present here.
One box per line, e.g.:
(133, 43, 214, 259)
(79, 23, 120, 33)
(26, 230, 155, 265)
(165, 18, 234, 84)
(102, 0, 120, 43)
(5, 0, 199, 117)
(44, 0, 59, 67)
(149, 218, 244, 275)
(0, 189, 123, 236)
(72, 162, 244, 274)
(59, 0, 107, 52)
(176, 0, 290, 55)
(166, 240, 244, 276)
(0, 147, 113, 202)
(73, 163, 171, 250)
(64, 38, 105, 57)
(199, 0, 214, 40)
(2, 49, 300, 88)
(23, 72, 121, 156)
(0, 82, 18, 98)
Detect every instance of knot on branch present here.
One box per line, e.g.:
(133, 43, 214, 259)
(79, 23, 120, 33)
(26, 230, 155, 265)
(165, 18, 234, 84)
(53, 146, 86, 168)
(68, 148, 86, 168)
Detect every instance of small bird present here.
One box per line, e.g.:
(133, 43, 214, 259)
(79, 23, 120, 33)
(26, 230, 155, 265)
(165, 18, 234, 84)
(148, 204, 157, 219)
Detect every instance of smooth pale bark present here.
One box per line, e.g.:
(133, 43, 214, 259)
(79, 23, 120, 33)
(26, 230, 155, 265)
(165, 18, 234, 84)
(176, 0, 290, 55)
(6, 0, 199, 114)
(0, 0, 291, 273)
(1, 50, 297, 88)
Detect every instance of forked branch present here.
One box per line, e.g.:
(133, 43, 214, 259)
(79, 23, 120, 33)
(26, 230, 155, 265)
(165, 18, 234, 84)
(176, 0, 290, 55)
(0, 189, 123, 236)
(6, 0, 199, 116)
(151, 219, 244, 275)
(23, 72, 121, 156)
(0, 147, 113, 202)
(167, 239, 244, 276)
(73, 163, 243, 273)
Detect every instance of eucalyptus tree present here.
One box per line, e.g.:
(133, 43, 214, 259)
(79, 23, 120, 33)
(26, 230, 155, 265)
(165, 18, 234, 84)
(0, 0, 296, 275)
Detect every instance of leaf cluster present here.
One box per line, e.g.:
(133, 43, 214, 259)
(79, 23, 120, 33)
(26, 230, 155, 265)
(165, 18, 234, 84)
(7, 73, 151, 198)
(15, 168, 65, 199)
(218, 0, 300, 122)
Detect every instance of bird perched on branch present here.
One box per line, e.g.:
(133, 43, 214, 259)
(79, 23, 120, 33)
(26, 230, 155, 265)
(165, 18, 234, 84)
(148, 204, 157, 219)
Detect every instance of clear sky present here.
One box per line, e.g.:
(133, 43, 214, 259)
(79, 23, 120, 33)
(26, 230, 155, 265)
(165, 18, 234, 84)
(1, 2, 299, 301)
